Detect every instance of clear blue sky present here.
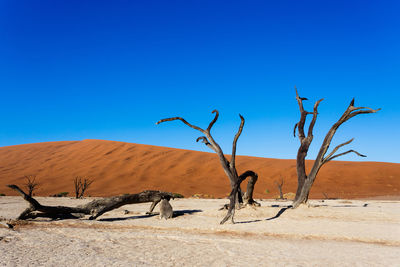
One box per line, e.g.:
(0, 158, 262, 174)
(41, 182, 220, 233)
(0, 0, 399, 163)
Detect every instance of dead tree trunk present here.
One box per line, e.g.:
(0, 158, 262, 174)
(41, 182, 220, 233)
(274, 176, 284, 200)
(220, 170, 258, 224)
(8, 184, 182, 220)
(73, 177, 81, 199)
(157, 110, 259, 224)
(292, 88, 380, 208)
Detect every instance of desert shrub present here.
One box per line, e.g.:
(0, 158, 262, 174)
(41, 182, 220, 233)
(53, 192, 69, 197)
(172, 193, 184, 198)
(0, 193, 5, 196)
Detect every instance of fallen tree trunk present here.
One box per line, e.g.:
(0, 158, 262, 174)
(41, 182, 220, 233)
(7, 184, 182, 220)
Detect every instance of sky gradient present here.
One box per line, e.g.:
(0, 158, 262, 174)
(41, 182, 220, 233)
(1, 0, 399, 163)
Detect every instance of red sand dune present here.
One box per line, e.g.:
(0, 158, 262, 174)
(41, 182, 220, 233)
(0, 139, 399, 199)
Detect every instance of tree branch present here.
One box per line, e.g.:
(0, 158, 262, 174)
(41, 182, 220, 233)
(157, 111, 230, 171)
(295, 88, 310, 140)
(313, 99, 379, 166)
(156, 117, 205, 133)
(293, 123, 298, 137)
(307, 98, 323, 138)
(274, 176, 284, 187)
(196, 136, 217, 152)
(295, 87, 306, 113)
(7, 184, 42, 210)
(79, 178, 94, 198)
(230, 114, 245, 170)
(324, 149, 366, 163)
(351, 106, 378, 112)
(207, 109, 219, 131)
(323, 138, 354, 163)
(346, 108, 381, 121)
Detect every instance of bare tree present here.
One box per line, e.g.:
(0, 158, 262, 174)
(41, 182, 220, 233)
(73, 176, 94, 199)
(24, 175, 39, 197)
(73, 177, 81, 198)
(293, 88, 380, 208)
(157, 110, 259, 224)
(8, 184, 182, 221)
(274, 176, 285, 200)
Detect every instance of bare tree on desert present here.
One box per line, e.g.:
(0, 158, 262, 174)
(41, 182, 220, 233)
(292, 88, 380, 208)
(157, 110, 259, 224)
(274, 176, 285, 200)
(24, 175, 39, 197)
(73, 176, 94, 199)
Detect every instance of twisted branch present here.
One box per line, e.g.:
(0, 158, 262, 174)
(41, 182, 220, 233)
(307, 99, 323, 138)
(295, 88, 307, 140)
(323, 138, 354, 163)
(196, 136, 216, 152)
(220, 170, 258, 224)
(324, 149, 366, 163)
(207, 110, 219, 131)
(230, 114, 245, 170)
(295, 87, 323, 141)
(7, 184, 42, 210)
(156, 117, 204, 133)
(293, 123, 298, 137)
(347, 108, 381, 121)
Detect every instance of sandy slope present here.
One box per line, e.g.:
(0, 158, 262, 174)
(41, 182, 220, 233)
(0, 197, 399, 266)
(0, 139, 399, 199)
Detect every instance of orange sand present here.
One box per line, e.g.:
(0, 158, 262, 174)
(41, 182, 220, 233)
(0, 139, 399, 199)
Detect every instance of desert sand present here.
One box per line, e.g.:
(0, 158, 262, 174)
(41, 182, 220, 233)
(0, 196, 399, 266)
(0, 140, 399, 266)
(0, 140, 399, 199)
